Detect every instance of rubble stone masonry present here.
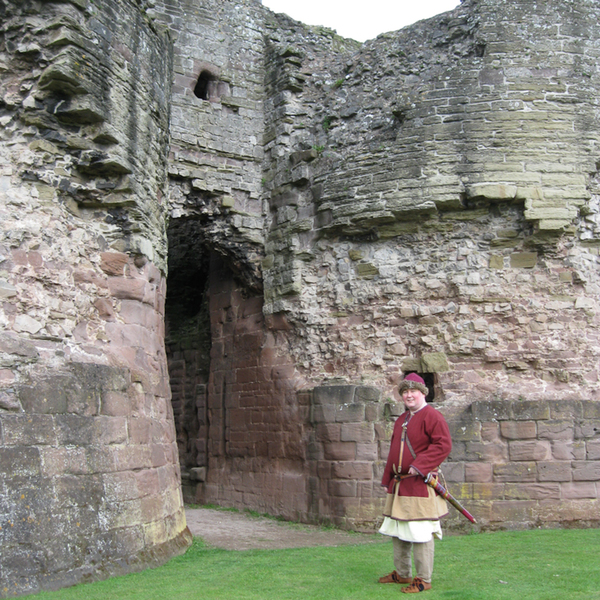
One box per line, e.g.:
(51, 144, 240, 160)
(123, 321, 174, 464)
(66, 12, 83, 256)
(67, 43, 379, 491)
(2, 0, 600, 595)
(0, 0, 189, 596)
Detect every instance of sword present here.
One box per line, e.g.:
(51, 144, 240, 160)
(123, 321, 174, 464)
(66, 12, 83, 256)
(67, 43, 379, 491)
(424, 473, 477, 524)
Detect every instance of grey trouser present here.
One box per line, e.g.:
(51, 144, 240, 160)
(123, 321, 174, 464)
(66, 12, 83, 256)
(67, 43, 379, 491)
(393, 537, 435, 583)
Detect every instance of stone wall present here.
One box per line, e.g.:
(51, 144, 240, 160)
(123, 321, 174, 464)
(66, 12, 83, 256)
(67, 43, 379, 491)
(259, 0, 600, 402)
(446, 399, 600, 530)
(200, 255, 309, 519)
(158, 0, 600, 532)
(307, 384, 386, 528)
(3, 0, 600, 595)
(152, 0, 268, 289)
(150, 0, 270, 499)
(304, 389, 600, 531)
(0, 1, 189, 596)
(313, 0, 598, 236)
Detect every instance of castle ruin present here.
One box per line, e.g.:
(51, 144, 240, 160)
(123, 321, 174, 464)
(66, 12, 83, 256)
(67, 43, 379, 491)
(1, 0, 600, 595)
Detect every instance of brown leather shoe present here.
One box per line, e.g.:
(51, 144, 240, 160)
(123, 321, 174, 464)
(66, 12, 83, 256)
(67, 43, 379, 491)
(401, 577, 432, 593)
(378, 571, 413, 584)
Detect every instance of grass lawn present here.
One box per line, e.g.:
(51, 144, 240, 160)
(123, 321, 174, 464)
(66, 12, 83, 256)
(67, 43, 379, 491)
(33, 528, 600, 600)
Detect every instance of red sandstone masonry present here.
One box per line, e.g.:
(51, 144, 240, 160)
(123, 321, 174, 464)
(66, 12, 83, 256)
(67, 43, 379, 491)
(442, 399, 600, 530)
(331, 461, 373, 480)
(115, 445, 153, 471)
(154, 0, 600, 539)
(561, 482, 597, 499)
(107, 277, 148, 302)
(356, 443, 379, 461)
(466, 441, 509, 462)
(508, 440, 552, 462)
(465, 462, 493, 483)
(335, 404, 366, 423)
(316, 423, 342, 442)
(536, 499, 600, 524)
(191, 262, 310, 519)
(329, 479, 358, 497)
(573, 461, 600, 481)
(8, 3, 600, 582)
(537, 421, 575, 440)
(490, 500, 537, 524)
(588, 440, 600, 460)
(551, 440, 586, 460)
(537, 461, 573, 482)
(39, 447, 88, 476)
(503, 483, 561, 500)
(100, 252, 130, 276)
(481, 422, 501, 442)
(323, 442, 357, 461)
(340, 422, 375, 443)
(500, 421, 536, 439)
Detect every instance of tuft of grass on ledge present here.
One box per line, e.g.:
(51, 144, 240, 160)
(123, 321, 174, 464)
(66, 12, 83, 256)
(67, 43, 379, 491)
(32, 528, 600, 600)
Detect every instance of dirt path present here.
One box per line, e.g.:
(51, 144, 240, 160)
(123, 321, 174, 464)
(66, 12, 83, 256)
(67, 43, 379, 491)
(185, 507, 387, 551)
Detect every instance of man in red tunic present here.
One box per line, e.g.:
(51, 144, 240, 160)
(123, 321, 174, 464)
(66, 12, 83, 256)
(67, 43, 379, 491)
(378, 373, 452, 593)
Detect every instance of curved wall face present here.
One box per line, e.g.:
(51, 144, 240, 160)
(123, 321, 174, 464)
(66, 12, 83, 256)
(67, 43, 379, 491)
(0, 1, 189, 596)
(261, 0, 600, 402)
(257, 0, 600, 528)
(151, 0, 318, 517)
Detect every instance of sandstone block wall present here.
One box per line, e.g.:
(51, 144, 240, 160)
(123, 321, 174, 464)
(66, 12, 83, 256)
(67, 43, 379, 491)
(446, 399, 600, 530)
(157, 0, 600, 532)
(260, 0, 600, 402)
(199, 255, 309, 518)
(0, 1, 189, 596)
(304, 389, 600, 531)
(155, 0, 363, 516)
(307, 384, 386, 528)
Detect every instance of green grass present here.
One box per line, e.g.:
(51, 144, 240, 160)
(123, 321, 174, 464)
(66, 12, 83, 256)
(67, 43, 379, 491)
(33, 528, 600, 600)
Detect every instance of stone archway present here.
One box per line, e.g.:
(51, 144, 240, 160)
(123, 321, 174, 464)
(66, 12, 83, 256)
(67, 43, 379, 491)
(163, 213, 311, 516)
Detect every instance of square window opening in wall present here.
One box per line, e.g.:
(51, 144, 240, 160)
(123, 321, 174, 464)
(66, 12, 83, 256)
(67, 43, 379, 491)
(405, 371, 436, 403)
(194, 70, 217, 101)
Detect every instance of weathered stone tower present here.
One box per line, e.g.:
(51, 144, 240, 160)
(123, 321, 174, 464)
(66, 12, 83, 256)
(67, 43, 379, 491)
(0, 0, 189, 596)
(2, 0, 600, 595)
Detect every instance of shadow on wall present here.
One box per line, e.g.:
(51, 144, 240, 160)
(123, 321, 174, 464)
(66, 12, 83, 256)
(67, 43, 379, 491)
(165, 218, 212, 496)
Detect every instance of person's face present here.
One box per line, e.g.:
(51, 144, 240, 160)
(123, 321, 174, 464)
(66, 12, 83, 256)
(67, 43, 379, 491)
(402, 387, 427, 412)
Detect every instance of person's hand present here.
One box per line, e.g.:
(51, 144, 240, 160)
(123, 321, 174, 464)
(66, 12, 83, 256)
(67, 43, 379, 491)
(408, 466, 418, 476)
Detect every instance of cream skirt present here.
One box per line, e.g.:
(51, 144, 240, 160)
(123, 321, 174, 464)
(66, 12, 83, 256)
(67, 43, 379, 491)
(378, 516, 442, 543)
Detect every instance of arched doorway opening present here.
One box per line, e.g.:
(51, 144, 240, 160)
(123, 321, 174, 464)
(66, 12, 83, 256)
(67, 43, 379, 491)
(165, 218, 212, 500)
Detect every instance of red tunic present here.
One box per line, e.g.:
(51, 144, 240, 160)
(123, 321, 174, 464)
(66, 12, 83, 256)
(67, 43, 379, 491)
(382, 404, 452, 499)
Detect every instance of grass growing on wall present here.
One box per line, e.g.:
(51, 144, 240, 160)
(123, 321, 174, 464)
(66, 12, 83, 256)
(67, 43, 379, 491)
(33, 528, 599, 600)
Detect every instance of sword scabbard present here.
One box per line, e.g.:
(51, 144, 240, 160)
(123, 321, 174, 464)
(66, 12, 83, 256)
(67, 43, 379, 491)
(424, 472, 477, 524)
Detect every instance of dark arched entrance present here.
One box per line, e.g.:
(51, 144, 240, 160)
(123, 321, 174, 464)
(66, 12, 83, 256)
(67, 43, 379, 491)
(165, 218, 212, 499)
